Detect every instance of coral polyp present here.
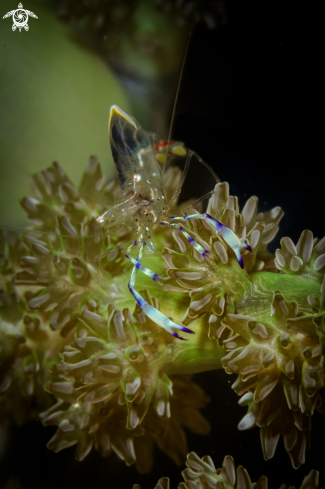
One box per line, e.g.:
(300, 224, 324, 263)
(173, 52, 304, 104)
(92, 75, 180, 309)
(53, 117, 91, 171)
(275, 232, 325, 281)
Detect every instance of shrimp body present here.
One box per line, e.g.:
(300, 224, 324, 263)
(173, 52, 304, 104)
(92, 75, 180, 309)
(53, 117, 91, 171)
(97, 106, 166, 239)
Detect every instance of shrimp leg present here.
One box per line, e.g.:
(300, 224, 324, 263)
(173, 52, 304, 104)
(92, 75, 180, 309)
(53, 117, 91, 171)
(169, 213, 252, 269)
(127, 243, 194, 340)
(160, 221, 211, 259)
(125, 252, 163, 285)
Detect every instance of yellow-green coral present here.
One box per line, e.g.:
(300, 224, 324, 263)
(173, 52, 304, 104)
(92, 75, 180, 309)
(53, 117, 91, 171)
(0, 156, 324, 477)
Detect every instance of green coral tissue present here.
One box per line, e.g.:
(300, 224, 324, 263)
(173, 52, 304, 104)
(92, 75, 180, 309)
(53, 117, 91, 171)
(0, 151, 324, 484)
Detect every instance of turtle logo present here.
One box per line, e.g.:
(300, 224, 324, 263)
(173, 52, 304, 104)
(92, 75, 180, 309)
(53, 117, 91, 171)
(2, 3, 38, 32)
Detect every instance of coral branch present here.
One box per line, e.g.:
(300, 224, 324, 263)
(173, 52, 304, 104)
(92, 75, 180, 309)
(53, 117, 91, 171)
(1, 161, 324, 474)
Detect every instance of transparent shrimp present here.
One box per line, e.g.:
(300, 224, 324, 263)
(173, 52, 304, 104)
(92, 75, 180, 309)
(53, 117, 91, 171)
(95, 105, 252, 339)
(0, 104, 252, 341)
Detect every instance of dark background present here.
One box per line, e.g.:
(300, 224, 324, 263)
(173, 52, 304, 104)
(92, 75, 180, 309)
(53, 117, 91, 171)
(1, 0, 324, 487)
(173, 0, 323, 250)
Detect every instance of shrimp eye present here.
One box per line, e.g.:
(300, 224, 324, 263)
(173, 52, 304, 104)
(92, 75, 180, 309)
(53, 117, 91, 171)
(96, 215, 104, 224)
(133, 174, 141, 183)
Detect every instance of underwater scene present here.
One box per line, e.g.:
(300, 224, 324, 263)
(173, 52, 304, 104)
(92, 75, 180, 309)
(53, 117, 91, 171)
(0, 0, 323, 488)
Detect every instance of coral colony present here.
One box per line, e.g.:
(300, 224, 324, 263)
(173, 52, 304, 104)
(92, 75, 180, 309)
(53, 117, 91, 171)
(0, 107, 324, 487)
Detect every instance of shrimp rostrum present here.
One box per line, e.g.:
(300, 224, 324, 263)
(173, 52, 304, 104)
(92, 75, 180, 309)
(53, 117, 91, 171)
(96, 106, 252, 339)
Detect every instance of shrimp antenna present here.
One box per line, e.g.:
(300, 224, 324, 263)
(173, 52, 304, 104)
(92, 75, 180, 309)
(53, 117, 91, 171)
(163, 7, 199, 176)
(166, 150, 220, 212)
